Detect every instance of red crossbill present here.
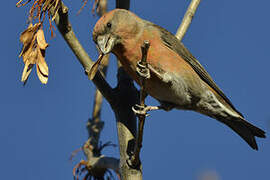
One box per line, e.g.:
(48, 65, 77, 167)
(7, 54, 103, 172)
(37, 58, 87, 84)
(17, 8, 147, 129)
(92, 9, 265, 150)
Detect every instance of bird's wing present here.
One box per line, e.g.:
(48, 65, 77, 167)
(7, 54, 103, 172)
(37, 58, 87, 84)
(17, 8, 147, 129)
(147, 22, 243, 117)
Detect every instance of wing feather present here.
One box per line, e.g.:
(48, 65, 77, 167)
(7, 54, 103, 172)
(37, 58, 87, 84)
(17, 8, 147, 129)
(147, 22, 243, 117)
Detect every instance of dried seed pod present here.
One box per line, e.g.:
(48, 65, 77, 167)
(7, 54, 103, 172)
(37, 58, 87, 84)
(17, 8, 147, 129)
(19, 23, 49, 84)
(36, 48, 49, 84)
(37, 29, 49, 50)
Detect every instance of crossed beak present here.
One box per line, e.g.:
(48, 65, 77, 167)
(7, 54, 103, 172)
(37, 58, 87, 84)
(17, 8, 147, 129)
(89, 34, 116, 80)
(96, 34, 116, 54)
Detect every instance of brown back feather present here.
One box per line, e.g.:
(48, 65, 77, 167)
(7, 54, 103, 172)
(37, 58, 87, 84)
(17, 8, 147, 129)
(145, 21, 243, 117)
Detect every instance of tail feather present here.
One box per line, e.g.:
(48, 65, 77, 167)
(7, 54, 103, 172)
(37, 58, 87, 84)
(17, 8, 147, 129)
(241, 120, 266, 138)
(225, 118, 266, 150)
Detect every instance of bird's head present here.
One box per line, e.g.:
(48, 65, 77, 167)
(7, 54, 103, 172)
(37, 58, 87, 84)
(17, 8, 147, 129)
(89, 9, 143, 80)
(92, 9, 142, 54)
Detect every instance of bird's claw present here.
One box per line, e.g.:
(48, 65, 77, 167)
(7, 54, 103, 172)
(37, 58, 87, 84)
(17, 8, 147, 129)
(132, 104, 160, 116)
(136, 61, 150, 79)
(132, 104, 150, 116)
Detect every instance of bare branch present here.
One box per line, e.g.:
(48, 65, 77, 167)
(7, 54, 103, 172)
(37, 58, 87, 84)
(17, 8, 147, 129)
(90, 54, 109, 127)
(96, 0, 108, 16)
(87, 0, 110, 158)
(73, 156, 120, 179)
(49, 1, 141, 179)
(114, 0, 143, 179)
(113, 69, 141, 180)
(73, 1, 121, 178)
(116, 0, 130, 10)
(129, 41, 150, 168)
(50, 2, 115, 105)
(91, 156, 120, 175)
(175, 0, 201, 41)
(74, 139, 120, 178)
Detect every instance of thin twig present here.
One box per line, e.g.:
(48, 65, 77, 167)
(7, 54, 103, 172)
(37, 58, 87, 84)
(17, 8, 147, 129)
(49, 2, 115, 105)
(130, 41, 150, 168)
(87, 48, 109, 155)
(75, 1, 120, 178)
(90, 55, 110, 123)
(87, 0, 109, 158)
(175, 0, 201, 41)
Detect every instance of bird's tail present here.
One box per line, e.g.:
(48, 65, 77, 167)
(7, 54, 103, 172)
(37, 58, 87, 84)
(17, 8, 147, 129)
(224, 117, 266, 150)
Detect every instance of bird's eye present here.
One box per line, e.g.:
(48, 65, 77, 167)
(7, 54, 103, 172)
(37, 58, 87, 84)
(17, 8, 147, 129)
(107, 22, 112, 28)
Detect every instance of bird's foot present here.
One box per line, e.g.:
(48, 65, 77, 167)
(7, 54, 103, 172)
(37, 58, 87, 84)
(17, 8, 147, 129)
(136, 61, 150, 79)
(128, 104, 159, 168)
(132, 104, 159, 116)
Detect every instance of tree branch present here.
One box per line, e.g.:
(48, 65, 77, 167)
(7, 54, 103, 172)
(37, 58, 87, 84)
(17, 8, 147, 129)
(51, 2, 115, 105)
(51, 1, 141, 179)
(113, 68, 141, 180)
(50, 2, 122, 178)
(81, 139, 120, 176)
(129, 41, 150, 168)
(175, 0, 201, 41)
(112, 0, 143, 179)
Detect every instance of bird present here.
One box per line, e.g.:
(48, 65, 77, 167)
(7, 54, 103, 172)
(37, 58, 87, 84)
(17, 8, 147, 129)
(91, 9, 265, 150)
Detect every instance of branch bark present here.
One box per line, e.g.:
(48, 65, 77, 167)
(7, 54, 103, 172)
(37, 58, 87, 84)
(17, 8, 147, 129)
(130, 41, 150, 168)
(81, 1, 120, 178)
(175, 0, 201, 41)
(50, 2, 115, 105)
(114, 1, 143, 179)
(51, 1, 141, 179)
(51, 2, 122, 179)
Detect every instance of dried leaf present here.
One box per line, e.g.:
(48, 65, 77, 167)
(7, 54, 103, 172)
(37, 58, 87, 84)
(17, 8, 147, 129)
(37, 29, 48, 49)
(20, 23, 40, 44)
(21, 37, 35, 62)
(21, 61, 34, 83)
(37, 49, 49, 76)
(27, 46, 39, 64)
(19, 40, 31, 58)
(19, 20, 51, 85)
(36, 48, 48, 84)
(19, 23, 40, 57)
(89, 54, 104, 80)
(36, 65, 48, 84)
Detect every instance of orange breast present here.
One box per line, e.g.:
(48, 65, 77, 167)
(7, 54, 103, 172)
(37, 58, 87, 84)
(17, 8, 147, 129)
(112, 29, 204, 105)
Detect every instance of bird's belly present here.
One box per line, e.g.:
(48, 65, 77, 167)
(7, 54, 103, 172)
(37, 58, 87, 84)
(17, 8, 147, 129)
(116, 52, 202, 109)
(145, 72, 194, 109)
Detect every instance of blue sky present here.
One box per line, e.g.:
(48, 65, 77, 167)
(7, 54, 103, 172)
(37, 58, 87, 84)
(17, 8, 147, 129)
(1, 0, 269, 179)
